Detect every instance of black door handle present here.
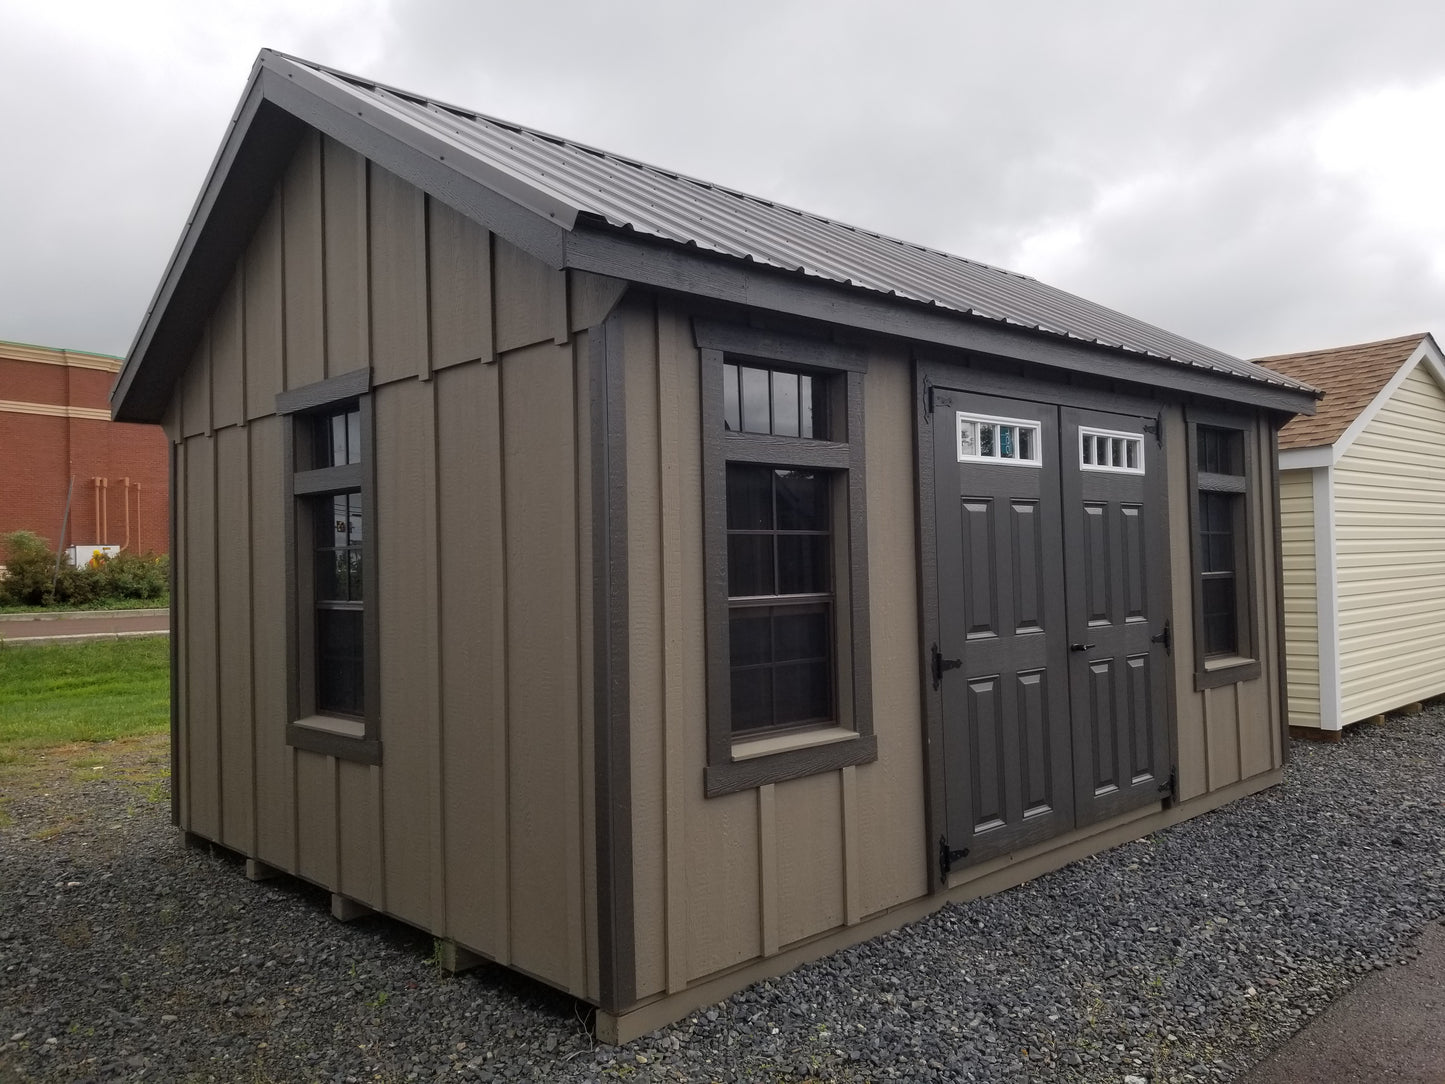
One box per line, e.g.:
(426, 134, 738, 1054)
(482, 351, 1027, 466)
(931, 643, 962, 690)
(1070, 642, 1095, 652)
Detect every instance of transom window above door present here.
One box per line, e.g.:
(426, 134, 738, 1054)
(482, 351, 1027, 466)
(956, 413, 1042, 466)
(1079, 428, 1145, 474)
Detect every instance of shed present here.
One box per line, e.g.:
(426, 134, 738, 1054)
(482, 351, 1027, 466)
(1258, 333, 1445, 737)
(113, 51, 1319, 1041)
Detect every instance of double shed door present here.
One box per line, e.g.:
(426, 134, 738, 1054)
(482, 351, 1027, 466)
(933, 389, 1171, 868)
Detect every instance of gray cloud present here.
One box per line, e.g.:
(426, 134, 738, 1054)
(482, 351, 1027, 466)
(4, 0, 1444, 361)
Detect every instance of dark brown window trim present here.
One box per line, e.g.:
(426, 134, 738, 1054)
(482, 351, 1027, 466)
(698, 322, 873, 797)
(1186, 407, 1260, 691)
(278, 369, 381, 764)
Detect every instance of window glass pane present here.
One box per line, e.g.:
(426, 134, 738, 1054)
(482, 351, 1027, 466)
(772, 371, 800, 437)
(740, 366, 770, 434)
(723, 363, 741, 432)
(331, 413, 348, 468)
(730, 668, 773, 734)
(774, 470, 828, 532)
(799, 375, 815, 438)
(315, 549, 346, 601)
(773, 659, 832, 725)
(773, 608, 829, 662)
(980, 424, 995, 457)
(317, 609, 364, 715)
(348, 549, 364, 602)
(1201, 576, 1237, 655)
(777, 534, 830, 594)
(346, 492, 363, 543)
(727, 535, 774, 597)
(726, 465, 773, 530)
(729, 612, 772, 667)
(1019, 427, 1034, 462)
(346, 409, 361, 465)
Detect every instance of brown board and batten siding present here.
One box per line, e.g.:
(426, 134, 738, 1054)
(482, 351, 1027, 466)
(165, 132, 603, 1000)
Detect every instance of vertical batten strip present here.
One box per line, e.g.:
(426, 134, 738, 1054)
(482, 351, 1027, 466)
(1313, 464, 1342, 731)
(592, 314, 635, 1012)
(488, 356, 510, 963)
(758, 784, 779, 957)
(418, 197, 433, 381)
(658, 308, 688, 995)
(244, 425, 258, 854)
(426, 378, 447, 932)
(841, 766, 861, 926)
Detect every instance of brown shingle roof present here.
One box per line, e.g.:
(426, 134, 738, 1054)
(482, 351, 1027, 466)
(1254, 334, 1428, 450)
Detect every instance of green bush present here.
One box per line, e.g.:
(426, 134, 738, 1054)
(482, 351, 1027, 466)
(0, 533, 169, 607)
(0, 532, 59, 606)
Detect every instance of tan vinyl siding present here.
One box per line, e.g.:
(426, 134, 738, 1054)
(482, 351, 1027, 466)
(1335, 363, 1445, 722)
(170, 138, 597, 999)
(1279, 468, 1321, 728)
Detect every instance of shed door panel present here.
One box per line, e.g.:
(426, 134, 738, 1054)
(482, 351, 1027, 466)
(934, 392, 1073, 863)
(1061, 407, 1171, 825)
(933, 391, 1172, 869)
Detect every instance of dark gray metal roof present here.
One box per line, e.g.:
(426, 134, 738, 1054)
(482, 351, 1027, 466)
(286, 53, 1313, 395)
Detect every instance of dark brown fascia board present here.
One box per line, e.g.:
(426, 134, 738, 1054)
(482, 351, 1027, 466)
(563, 226, 1320, 417)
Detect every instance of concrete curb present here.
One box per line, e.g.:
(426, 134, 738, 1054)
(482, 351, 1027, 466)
(0, 630, 170, 647)
(0, 608, 168, 623)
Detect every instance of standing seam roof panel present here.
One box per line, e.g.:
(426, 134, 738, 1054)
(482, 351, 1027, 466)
(296, 58, 1313, 393)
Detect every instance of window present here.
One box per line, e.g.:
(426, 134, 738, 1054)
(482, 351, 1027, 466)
(956, 413, 1042, 466)
(697, 321, 876, 796)
(1079, 427, 1144, 474)
(1188, 415, 1259, 689)
(276, 369, 379, 763)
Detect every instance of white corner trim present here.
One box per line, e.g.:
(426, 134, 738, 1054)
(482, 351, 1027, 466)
(1279, 445, 1334, 470)
(1313, 463, 1343, 731)
(1332, 338, 1436, 459)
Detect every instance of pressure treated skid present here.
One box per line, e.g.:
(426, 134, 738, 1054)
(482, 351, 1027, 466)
(114, 51, 1318, 1041)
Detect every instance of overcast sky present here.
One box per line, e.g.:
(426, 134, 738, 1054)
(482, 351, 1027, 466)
(4, 0, 1444, 363)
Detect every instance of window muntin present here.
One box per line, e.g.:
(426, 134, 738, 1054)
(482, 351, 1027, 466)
(1079, 427, 1144, 474)
(726, 466, 834, 735)
(723, 361, 830, 438)
(957, 412, 1042, 466)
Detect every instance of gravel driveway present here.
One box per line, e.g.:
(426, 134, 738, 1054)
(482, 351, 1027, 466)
(3, 708, 1444, 1083)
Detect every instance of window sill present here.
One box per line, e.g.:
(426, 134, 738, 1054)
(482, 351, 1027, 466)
(1194, 655, 1262, 691)
(287, 716, 381, 764)
(705, 729, 877, 797)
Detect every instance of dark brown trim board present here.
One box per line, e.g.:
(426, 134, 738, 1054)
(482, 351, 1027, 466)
(591, 315, 635, 1014)
(1271, 421, 1292, 765)
(169, 440, 181, 828)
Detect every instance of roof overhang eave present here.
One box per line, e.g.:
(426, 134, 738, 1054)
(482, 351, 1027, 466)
(563, 222, 1322, 417)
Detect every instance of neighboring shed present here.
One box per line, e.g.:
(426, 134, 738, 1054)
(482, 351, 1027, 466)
(113, 50, 1319, 1041)
(1259, 333, 1445, 737)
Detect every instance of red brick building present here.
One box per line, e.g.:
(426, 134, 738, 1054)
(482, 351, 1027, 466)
(1, 339, 168, 555)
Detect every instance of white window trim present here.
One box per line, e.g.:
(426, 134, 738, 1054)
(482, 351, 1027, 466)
(1079, 426, 1145, 474)
(957, 412, 1043, 466)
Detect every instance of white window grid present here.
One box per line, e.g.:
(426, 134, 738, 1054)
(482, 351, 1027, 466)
(957, 412, 1043, 467)
(1079, 427, 1145, 474)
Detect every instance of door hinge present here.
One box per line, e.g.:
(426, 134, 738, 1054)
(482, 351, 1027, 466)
(931, 643, 961, 691)
(1143, 412, 1163, 447)
(939, 836, 969, 880)
(1159, 764, 1177, 799)
(1151, 621, 1172, 655)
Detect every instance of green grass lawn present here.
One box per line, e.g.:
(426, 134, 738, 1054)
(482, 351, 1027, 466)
(0, 637, 169, 755)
